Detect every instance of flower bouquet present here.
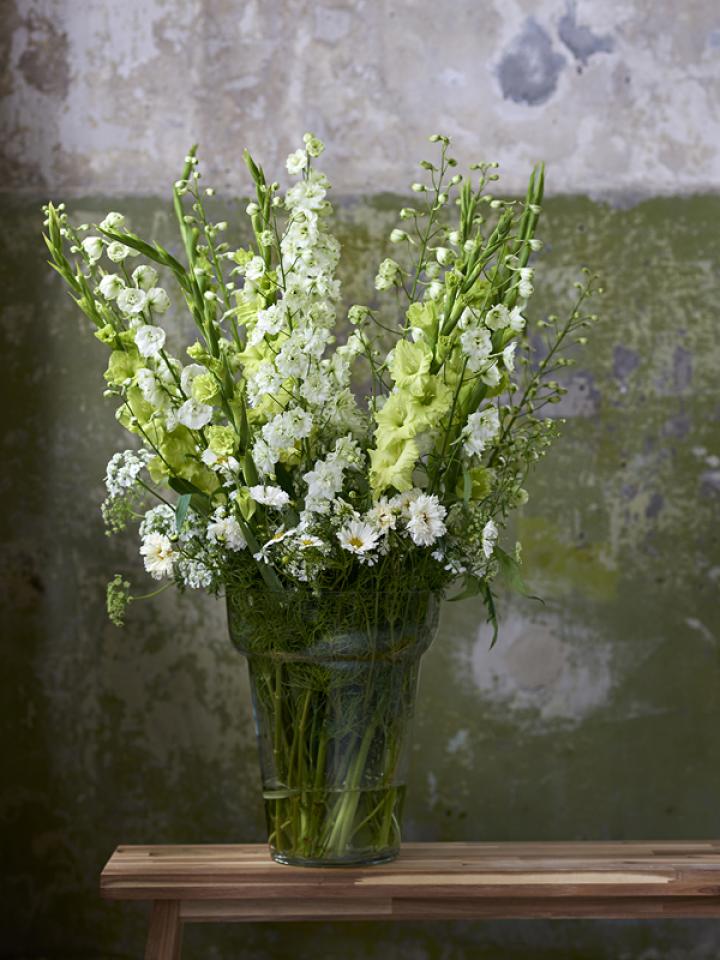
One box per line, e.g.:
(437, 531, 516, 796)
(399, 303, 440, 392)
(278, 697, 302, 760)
(44, 133, 598, 865)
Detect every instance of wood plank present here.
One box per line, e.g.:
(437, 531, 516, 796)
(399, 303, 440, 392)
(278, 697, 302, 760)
(100, 842, 720, 918)
(179, 896, 720, 922)
(144, 901, 182, 960)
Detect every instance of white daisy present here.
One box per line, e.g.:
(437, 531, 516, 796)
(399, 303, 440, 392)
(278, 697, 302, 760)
(406, 494, 446, 547)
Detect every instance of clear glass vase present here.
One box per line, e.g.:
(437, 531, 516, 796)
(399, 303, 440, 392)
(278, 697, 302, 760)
(227, 588, 440, 866)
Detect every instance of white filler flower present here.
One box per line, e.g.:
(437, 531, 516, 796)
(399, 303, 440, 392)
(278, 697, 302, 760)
(481, 519, 498, 560)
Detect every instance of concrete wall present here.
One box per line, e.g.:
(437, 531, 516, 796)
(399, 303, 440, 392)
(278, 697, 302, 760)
(3, 0, 720, 197)
(2, 2, 720, 959)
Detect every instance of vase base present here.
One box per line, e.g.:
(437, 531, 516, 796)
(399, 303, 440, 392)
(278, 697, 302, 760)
(269, 846, 400, 868)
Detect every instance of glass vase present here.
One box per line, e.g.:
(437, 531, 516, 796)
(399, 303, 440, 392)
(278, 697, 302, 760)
(227, 588, 439, 867)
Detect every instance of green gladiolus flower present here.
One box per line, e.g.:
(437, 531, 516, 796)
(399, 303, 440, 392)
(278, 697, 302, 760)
(370, 438, 419, 495)
(389, 339, 433, 387)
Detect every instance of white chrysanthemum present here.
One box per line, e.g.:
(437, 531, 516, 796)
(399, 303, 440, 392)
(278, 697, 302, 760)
(134, 323, 165, 357)
(99, 273, 124, 300)
(484, 303, 511, 331)
(462, 407, 500, 458)
(82, 236, 104, 261)
(140, 532, 175, 579)
(337, 520, 380, 558)
(481, 519, 498, 559)
(177, 398, 213, 429)
(286, 148, 308, 176)
(118, 287, 148, 316)
(249, 485, 290, 508)
(132, 265, 158, 291)
(206, 509, 246, 551)
(406, 494, 446, 547)
(367, 499, 397, 532)
(460, 325, 492, 372)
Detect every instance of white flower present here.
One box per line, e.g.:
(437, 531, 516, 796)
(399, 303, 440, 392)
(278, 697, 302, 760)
(481, 519, 498, 559)
(177, 398, 213, 429)
(249, 484, 290, 508)
(481, 362, 501, 387)
(82, 236, 104, 261)
(147, 287, 170, 314)
(140, 532, 175, 579)
(245, 256, 266, 282)
(502, 341, 517, 371)
(259, 526, 296, 555)
(485, 304, 511, 331)
(104, 448, 152, 497)
(517, 268, 534, 299)
(286, 148, 308, 176)
(337, 520, 380, 557)
(249, 303, 286, 346)
(132, 265, 158, 290)
(406, 493, 446, 546)
(435, 246, 454, 266)
(367, 499, 397, 532)
(374, 258, 401, 291)
(134, 323, 166, 358)
(462, 407, 500, 458)
(100, 211, 125, 231)
(99, 273, 124, 300)
(106, 241, 131, 263)
(509, 306, 526, 332)
(206, 509, 247, 551)
(118, 287, 148, 316)
(180, 363, 206, 395)
(460, 325, 492, 372)
(296, 533, 324, 550)
(135, 367, 167, 407)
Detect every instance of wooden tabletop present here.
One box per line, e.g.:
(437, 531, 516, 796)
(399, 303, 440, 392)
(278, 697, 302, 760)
(101, 842, 720, 921)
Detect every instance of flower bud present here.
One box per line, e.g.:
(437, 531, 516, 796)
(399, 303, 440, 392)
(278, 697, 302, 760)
(435, 247, 453, 266)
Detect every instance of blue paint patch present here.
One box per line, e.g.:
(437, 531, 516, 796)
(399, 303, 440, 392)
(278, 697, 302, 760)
(497, 19, 566, 106)
(613, 345, 640, 381)
(558, 2, 615, 67)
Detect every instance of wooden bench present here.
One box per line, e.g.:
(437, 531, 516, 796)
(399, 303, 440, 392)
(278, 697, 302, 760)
(100, 841, 720, 959)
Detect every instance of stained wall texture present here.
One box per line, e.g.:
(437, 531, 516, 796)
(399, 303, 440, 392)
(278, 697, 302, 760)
(1, 2, 720, 960)
(3, 0, 720, 197)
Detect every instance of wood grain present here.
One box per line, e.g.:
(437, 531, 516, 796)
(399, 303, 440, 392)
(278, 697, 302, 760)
(100, 842, 720, 921)
(144, 901, 182, 959)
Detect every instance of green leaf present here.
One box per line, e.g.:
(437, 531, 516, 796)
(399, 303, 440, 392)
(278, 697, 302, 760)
(99, 227, 189, 282)
(447, 574, 482, 603)
(167, 476, 203, 496)
(479, 581, 499, 648)
(175, 493, 191, 532)
(495, 546, 544, 604)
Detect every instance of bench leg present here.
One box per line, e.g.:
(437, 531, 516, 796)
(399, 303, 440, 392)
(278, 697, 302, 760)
(145, 901, 182, 960)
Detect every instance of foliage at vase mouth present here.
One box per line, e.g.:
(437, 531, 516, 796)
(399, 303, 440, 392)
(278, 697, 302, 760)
(227, 582, 440, 659)
(43, 132, 600, 641)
